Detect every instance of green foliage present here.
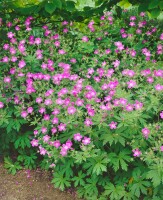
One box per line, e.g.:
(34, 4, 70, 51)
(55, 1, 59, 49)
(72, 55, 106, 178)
(104, 183, 125, 200)
(109, 150, 131, 171)
(146, 160, 163, 187)
(0, 5, 163, 200)
(4, 157, 22, 175)
(0, 0, 115, 21)
(14, 131, 31, 149)
(52, 171, 71, 191)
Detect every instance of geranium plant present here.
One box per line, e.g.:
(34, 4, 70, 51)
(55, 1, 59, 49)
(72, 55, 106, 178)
(0, 8, 163, 200)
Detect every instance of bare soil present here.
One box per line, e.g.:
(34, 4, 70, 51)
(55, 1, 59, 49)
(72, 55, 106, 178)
(0, 163, 79, 200)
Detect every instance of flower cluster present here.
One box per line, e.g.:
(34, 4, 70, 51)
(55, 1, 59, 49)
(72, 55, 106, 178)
(0, 11, 163, 167)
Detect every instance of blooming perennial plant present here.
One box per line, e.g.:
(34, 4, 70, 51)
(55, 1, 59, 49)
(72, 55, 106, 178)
(0, 9, 163, 200)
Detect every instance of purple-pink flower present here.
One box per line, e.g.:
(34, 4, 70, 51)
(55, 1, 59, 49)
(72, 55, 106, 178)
(31, 139, 39, 147)
(0, 102, 4, 109)
(142, 128, 150, 139)
(82, 137, 91, 145)
(132, 149, 142, 157)
(160, 111, 163, 119)
(109, 121, 117, 129)
(74, 133, 83, 141)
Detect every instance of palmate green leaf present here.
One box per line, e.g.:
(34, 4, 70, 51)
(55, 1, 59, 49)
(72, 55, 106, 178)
(83, 154, 109, 175)
(123, 191, 137, 200)
(56, 158, 74, 178)
(109, 150, 131, 172)
(130, 170, 150, 198)
(131, 181, 150, 198)
(84, 176, 98, 197)
(17, 153, 37, 169)
(146, 161, 163, 187)
(4, 157, 22, 175)
(52, 171, 71, 191)
(92, 162, 107, 175)
(98, 175, 110, 187)
(101, 131, 126, 146)
(104, 183, 125, 200)
(72, 171, 86, 187)
(14, 131, 31, 149)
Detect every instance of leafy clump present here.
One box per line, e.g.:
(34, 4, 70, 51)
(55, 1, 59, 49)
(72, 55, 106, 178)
(0, 7, 163, 200)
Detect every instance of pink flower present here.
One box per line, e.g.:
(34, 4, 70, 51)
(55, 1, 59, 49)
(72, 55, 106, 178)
(142, 128, 150, 139)
(58, 123, 66, 131)
(0, 102, 4, 108)
(147, 77, 154, 83)
(125, 104, 134, 112)
(31, 139, 39, 147)
(52, 117, 58, 124)
(53, 140, 61, 148)
(43, 114, 50, 121)
(129, 22, 135, 26)
(119, 98, 127, 105)
(140, 12, 145, 17)
(82, 137, 91, 145)
(54, 41, 60, 47)
(67, 106, 76, 115)
(155, 84, 163, 91)
(41, 127, 47, 134)
(160, 146, 163, 152)
(35, 38, 41, 45)
(11, 56, 17, 62)
(52, 108, 60, 115)
(21, 111, 28, 118)
(66, 140, 73, 148)
(18, 60, 26, 68)
(7, 32, 15, 38)
(160, 111, 163, 119)
(36, 97, 42, 104)
(27, 107, 33, 113)
(84, 118, 93, 126)
(39, 146, 47, 155)
(70, 58, 77, 63)
(127, 80, 137, 88)
(76, 98, 84, 106)
(134, 101, 143, 110)
(58, 49, 66, 54)
(132, 149, 141, 157)
(82, 36, 89, 42)
(60, 148, 68, 156)
(160, 33, 163, 40)
(4, 77, 11, 83)
(130, 16, 136, 21)
(51, 127, 57, 134)
(74, 133, 83, 141)
(44, 99, 52, 105)
(109, 121, 117, 129)
(39, 107, 45, 114)
(105, 49, 111, 54)
(34, 130, 38, 135)
(43, 135, 50, 143)
(130, 49, 136, 57)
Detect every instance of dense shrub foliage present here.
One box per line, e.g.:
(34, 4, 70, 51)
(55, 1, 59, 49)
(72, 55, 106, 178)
(0, 8, 163, 200)
(1, 0, 163, 19)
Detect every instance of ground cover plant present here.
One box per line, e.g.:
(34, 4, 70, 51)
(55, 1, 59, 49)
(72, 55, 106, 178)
(0, 7, 163, 200)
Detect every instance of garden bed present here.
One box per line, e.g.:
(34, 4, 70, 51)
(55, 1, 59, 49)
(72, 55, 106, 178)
(0, 162, 78, 200)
